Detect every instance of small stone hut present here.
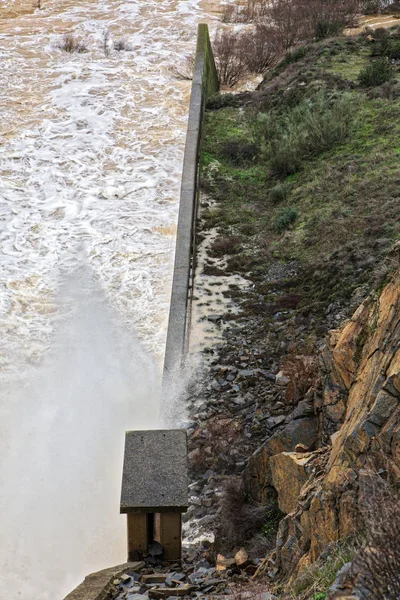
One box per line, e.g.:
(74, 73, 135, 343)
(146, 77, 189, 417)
(120, 429, 188, 562)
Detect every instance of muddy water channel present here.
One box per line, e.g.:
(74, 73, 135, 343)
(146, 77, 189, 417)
(0, 1, 221, 598)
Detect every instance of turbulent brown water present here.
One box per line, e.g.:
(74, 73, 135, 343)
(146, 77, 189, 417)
(0, 0, 221, 597)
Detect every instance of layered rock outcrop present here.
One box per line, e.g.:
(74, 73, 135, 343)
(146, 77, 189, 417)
(245, 259, 400, 584)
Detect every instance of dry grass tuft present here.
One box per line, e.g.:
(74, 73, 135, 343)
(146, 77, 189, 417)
(217, 479, 282, 556)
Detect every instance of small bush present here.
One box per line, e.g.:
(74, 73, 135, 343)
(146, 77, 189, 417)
(272, 45, 308, 78)
(269, 182, 291, 204)
(299, 92, 356, 153)
(206, 93, 240, 110)
(371, 36, 400, 59)
(217, 479, 282, 554)
(273, 207, 298, 232)
(315, 19, 345, 41)
(222, 139, 259, 166)
(269, 135, 303, 177)
(113, 38, 132, 52)
(386, 39, 400, 60)
(248, 111, 279, 149)
(291, 539, 357, 597)
(284, 45, 308, 65)
(56, 34, 87, 53)
(266, 91, 358, 177)
(371, 27, 391, 41)
(210, 235, 243, 257)
(358, 57, 394, 87)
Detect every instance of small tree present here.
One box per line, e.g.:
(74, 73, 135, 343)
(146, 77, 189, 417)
(240, 25, 281, 74)
(268, 0, 307, 49)
(265, 0, 361, 47)
(213, 28, 248, 87)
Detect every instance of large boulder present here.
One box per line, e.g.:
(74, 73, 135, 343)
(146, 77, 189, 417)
(244, 416, 318, 503)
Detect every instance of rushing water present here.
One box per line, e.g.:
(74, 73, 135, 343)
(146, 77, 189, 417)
(0, 0, 221, 597)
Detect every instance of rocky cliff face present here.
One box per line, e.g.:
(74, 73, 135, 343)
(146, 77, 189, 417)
(244, 250, 400, 588)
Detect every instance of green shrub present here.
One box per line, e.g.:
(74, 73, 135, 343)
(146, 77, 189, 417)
(358, 57, 394, 87)
(249, 111, 279, 148)
(371, 36, 391, 57)
(281, 45, 308, 67)
(221, 139, 259, 166)
(315, 19, 345, 41)
(266, 91, 357, 177)
(386, 39, 400, 60)
(298, 92, 356, 153)
(269, 134, 304, 177)
(371, 36, 400, 59)
(206, 93, 240, 110)
(269, 182, 291, 204)
(312, 594, 327, 600)
(273, 207, 298, 233)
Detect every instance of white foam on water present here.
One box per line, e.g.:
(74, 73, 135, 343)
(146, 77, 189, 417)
(0, 0, 221, 597)
(0, 267, 160, 599)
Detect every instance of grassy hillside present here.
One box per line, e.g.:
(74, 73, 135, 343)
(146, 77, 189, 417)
(201, 29, 400, 342)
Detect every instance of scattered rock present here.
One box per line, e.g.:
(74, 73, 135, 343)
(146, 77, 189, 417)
(276, 371, 290, 386)
(149, 585, 196, 598)
(141, 574, 168, 584)
(234, 548, 249, 568)
(216, 555, 236, 572)
(267, 415, 286, 428)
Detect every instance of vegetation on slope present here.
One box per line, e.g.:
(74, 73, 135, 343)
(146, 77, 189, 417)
(201, 29, 400, 345)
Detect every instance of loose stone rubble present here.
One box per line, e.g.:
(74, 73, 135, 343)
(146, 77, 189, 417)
(112, 556, 276, 600)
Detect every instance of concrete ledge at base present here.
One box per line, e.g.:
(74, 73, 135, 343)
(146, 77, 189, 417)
(64, 562, 145, 600)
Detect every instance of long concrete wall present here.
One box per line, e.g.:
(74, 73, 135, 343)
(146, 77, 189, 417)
(163, 23, 219, 378)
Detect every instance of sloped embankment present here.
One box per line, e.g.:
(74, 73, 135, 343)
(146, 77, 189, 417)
(191, 27, 400, 598)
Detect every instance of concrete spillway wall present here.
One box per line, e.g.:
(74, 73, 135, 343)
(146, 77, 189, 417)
(163, 23, 219, 378)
